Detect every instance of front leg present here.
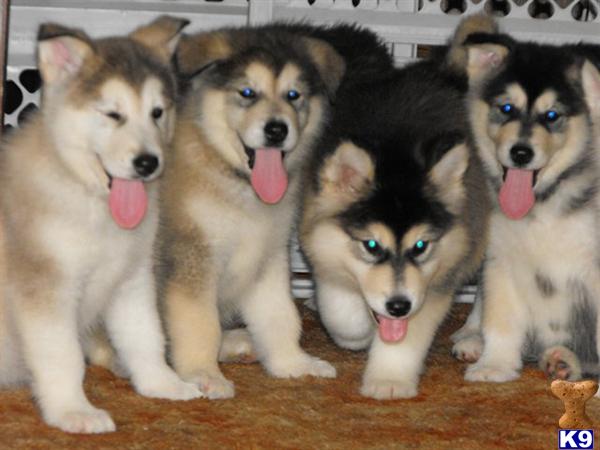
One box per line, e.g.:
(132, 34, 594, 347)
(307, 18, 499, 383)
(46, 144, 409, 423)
(361, 293, 452, 399)
(163, 277, 234, 399)
(104, 265, 202, 402)
(241, 252, 336, 379)
(452, 287, 484, 363)
(11, 284, 115, 433)
(465, 262, 526, 382)
(315, 279, 374, 351)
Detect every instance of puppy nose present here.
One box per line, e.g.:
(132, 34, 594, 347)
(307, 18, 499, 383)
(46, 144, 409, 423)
(385, 296, 412, 318)
(133, 153, 159, 177)
(264, 120, 288, 146)
(510, 144, 534, 167)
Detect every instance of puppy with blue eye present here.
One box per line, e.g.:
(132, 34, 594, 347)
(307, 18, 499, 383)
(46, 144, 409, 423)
(446, 16, 600, 386)
(157, 24, 396, 399)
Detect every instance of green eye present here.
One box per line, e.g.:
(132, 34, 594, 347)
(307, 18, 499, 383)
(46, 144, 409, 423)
(412, 239, 429, 256)
(362, 239, 388, 263)
(363, 239, 379, 253)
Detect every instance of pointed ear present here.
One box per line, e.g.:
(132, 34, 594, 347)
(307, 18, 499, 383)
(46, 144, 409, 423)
(581, 60, 600, 119)
(130, 15, 190, 64)
(321, 142, 374, 203)
(175, 31, 232, 78)
(37, 24, 94, 85)
(446, 14, 499, 72)
(464, 43, 509, 85)
(302, 37, 346, 97)
(428, 144, 469, 214)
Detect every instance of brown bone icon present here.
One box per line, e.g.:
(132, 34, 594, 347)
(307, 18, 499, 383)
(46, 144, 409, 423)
(551, 379, 598, 429)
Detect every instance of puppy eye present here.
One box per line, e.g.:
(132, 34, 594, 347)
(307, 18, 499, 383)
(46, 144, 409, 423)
(499, 103, 514, 115)
(362, 239, 387, 262)
(287, 90, 301, 101)
(544, 110, 560, 122)
(411, 239, 429, 257)
(106, 111, 123, 122)
(151, 107, 163, 120)
(239, 87, 256, 99)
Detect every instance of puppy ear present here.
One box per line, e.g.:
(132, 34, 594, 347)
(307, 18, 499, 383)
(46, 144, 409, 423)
(130, 15, 190, 64)
(446, 13, 499, 72)
(37, 23, 94, 86)
(581, 60, 600, 119)
(321, 142, 374, 202)
(464, 42, 509, 85)
(303, 37, 346, 97)
(175, 31, 232, 78)
(428, 144, 469, 214)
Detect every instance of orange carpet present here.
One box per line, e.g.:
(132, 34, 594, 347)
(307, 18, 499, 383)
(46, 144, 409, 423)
(0, 303, 596, 449)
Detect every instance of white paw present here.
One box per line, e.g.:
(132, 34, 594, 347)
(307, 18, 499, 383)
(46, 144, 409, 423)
(360, 378, 418, 399)
(135, 370, 204, 401)
(266, 353, 337, 379)
(45, 407, 116, 434)
(465, 363, 519, 382)
(452, 334, 483, 363)
(187, 372, 235, 400)
(219, 329, 257, 363)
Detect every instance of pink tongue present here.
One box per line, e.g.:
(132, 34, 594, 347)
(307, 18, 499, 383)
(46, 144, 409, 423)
(377, 315, 409, 343)
(250, 148, 288, 204)
(108, 178, 148, 229)
(498, 168, 535, 220)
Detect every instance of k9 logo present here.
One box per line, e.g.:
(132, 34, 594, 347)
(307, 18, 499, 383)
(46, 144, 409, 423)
(559, 430, 594, 449)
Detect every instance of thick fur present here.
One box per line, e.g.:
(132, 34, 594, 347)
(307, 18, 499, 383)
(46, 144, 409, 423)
(158, 24, 370, 399)
(449, 15, 600, 384)
(299, 51, 490, 398)
(0, 17, 202, 434)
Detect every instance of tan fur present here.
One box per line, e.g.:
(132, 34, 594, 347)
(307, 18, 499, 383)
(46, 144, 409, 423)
(160, 31, 345, 399)
(0, 18, 200, 434)
(446, 13, 499, 71)
(175, 31, 232, 76)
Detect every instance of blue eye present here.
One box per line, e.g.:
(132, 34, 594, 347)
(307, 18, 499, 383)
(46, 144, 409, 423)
(412, 239, 429, 256)
(545, 110, 560, 122)
(240, 87, 256, 99)
(500, 103, 514, 115)
(287, 90, 301, 101)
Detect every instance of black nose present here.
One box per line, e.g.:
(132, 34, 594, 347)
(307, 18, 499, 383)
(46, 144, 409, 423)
(385, 296, 412, 318)
(264, 120, 288, 146)
(133, 153, 159, 177)
(510, 144, 534, 167)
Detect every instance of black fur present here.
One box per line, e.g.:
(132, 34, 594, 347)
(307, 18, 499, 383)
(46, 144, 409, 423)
(309, 58, 468, 253)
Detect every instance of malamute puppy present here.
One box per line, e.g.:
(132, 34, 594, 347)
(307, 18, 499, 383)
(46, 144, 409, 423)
(159, 26, 351, 399)
(449, 16, 600, 383)
(300, 53, 490, 398)
(0, 17, 202, 434)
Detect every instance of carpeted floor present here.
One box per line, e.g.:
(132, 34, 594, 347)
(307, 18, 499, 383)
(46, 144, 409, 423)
(0, 303, 596, 449)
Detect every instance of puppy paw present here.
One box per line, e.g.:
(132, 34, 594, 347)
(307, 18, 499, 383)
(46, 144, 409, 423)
(452, 334, 483, 363)
(186, 372, 235, 400)
(266, 353, 337, 379)
(135, 369, 204, 401)
(465, 363, 519, 382)
(360, 378, 418, 399)
(219, 329, 257, 364)
(540, 346, 582, 381)
(45, 406, 116, 434)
